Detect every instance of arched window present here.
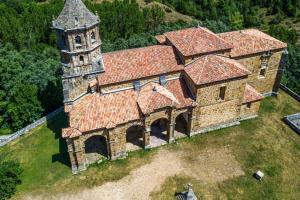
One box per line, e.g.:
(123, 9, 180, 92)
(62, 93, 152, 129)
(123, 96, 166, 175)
(75, 35, 81, 46)
(91, 31, 96, 44)
(79, 55, 84, 64)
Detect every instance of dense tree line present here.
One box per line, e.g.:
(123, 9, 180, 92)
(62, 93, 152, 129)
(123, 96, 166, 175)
(0, 0, 299, 133)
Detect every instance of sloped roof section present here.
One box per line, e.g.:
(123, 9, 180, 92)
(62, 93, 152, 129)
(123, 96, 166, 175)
(53, 0, 99, 30)
(155, 35, 167, 44)
(243, 84, 263, 103)
(64, 79, 194, 137)
(163, 27, 232, 57)
(69, 90, 140, 133)
(137, 79, 194, 114)
(99, 45, 183, 86)
(137, 82, 179, 114)
(184, 55, 250, 85)
(218, 29, 287, 58)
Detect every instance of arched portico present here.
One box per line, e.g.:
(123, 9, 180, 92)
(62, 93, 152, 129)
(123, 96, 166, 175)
(174, 112, 189, 138)
(150, 118, 169, 147)
(125, 125, 144, 151)
(84, 135, 108, 164)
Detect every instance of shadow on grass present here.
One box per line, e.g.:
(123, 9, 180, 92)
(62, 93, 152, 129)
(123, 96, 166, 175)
(46, 112, 71, 168)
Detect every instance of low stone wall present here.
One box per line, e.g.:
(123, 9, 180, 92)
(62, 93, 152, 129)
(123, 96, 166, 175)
(280, 84, 300, 102)
(284, 113, 300, 134)
(0, 107, 64, 147)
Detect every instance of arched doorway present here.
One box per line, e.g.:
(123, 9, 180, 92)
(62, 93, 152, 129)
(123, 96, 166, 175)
(175, 113, 189, 138)
(150, 118, 169, 147)
(84, 135, 108, 164)
(126, 125, 144, 151)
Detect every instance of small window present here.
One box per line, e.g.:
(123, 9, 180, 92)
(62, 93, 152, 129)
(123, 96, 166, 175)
(61, 34, 67, 48)
(91, 32, 96, 44)
(219, 86, 226, 100)
(75, 35, 81, 46)
(259, 68, 266, 77)
(79, 55, 84, 64)
(75, 17, 79, 26)
(159, 75, 167, 86)
(246, 102, 252, 108)
(133, 81, 141, 91)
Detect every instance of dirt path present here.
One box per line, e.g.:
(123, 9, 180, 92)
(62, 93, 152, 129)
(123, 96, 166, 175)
(25, 147, 244, 200)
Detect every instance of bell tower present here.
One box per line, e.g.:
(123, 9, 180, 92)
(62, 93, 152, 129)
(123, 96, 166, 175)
(52, 0, 104, 104)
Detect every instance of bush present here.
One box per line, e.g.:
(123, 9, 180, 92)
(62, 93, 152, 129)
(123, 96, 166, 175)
(0, 161, 23, 200)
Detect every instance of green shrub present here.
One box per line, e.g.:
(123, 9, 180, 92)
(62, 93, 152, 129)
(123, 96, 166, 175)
(0, 161, 23, 200)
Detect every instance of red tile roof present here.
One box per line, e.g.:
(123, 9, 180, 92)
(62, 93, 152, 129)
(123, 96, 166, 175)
(137, 79, 194, 114)
(218, 29, 287, 58)
(68, 90, 140, 134)
(163, 27, 232, 57)
(99, 45, 183, 86)
(184, 55, 250, 85)
(243, 84, 263, 103)
(155, 35, 167, 44)
(64, 79, 194, 137)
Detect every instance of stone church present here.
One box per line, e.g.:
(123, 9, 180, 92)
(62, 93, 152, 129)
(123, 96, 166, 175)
(53, 0, 288, 173)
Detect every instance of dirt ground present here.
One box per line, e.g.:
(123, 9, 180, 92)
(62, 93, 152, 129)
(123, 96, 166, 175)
(25, 147, 244, 200)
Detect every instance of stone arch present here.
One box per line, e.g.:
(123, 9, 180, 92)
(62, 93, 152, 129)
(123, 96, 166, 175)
(91, 31, 96, 43)
(125, 125, 144, 151)
(84, 135, 108, 164)
(150, 118, 169, 147)
(79, 55, 84, 64)
(75, 35, 82, 45)
(174, 112, 189, 138)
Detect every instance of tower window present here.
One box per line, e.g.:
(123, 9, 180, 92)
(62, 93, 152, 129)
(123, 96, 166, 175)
(91, 32, 96, 44)
(219, 86, 226, 100)
(79, 55, 84, 64)
(75, 35, 82, 46)
(61, 34, 67, 49)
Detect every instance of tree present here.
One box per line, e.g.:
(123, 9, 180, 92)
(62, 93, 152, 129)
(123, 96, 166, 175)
(0, 161, 23, 200)
(229, 11, 244, 30)
(7, 84, 43, 130)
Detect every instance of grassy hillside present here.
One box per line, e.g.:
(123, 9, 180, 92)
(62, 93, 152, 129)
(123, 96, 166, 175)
(1, 90, 300, 199)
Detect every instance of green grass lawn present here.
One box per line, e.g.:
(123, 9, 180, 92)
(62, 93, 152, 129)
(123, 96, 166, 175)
(1, 90, 300, 199)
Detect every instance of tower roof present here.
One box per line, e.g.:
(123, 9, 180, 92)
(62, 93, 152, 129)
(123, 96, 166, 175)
(53, 0, 99, 30)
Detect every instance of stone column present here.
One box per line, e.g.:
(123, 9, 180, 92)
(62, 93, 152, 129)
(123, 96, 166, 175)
(143, 127, 151, 149)
(73, 137, 87, 172)
(168, 122, 175, 143)
(66, 138, 78, 174)
(187, 108, 197, 136)
(273, 49, 289, 94)
(107, 128, 127, 160)
(168, 108, 176, 143)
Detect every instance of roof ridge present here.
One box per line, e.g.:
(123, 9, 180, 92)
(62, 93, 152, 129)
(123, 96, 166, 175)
(196, 55, 208, 84)
(102, 45, 168, 55)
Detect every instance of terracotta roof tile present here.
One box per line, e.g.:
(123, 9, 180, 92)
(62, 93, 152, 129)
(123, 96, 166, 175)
(69, 90, 140, 133)
(99, 45, 183, 86)
(137, 79, 194, 114)
(137, 82, 179, 114)
(218, 29, 287, 58)
(243, 84, 263, 103)
(155, 35, 167, 44)
(184, 55, 250, 85)
(65, 79, 194, 137)
(62, 127, 82, 138)
(164, 27, 232, 57)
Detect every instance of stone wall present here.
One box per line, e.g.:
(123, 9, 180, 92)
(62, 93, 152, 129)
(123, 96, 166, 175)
(0, 107, 63, 147)
(193, 77, 247, 130)
(100, 72, 181, 93)
(237, 50, 284, 94)
(240, 101, 261, 119)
